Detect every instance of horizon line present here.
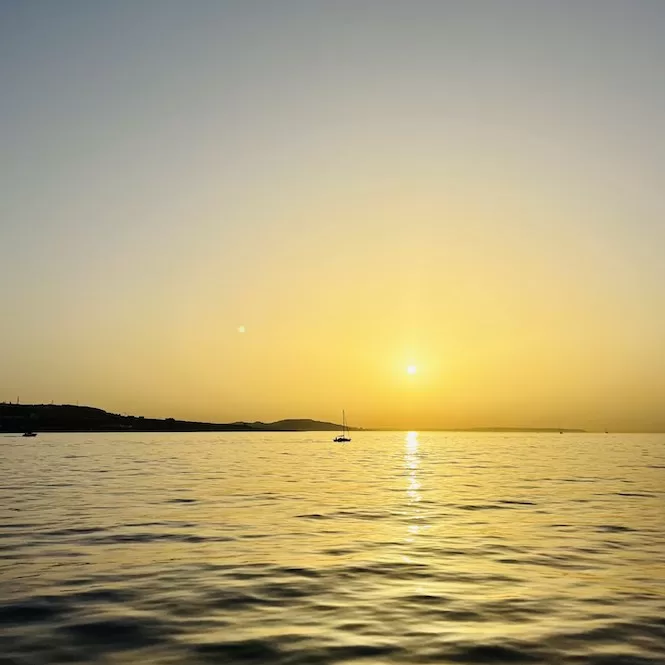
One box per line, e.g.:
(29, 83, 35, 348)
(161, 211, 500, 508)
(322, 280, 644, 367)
(4, 400, 662, 433)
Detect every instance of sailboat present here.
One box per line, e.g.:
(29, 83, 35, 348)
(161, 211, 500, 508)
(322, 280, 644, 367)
(333, 410, 351, 442)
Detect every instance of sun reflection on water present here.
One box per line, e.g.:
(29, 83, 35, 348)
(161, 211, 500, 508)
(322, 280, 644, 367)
(404, 432, 423, 554)
(405, 431, 421, 503)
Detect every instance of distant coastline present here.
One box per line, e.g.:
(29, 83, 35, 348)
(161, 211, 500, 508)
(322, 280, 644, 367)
(0, 403, 586, 434)
(0, 403, 354, 433)
(373, 427, 585, 433)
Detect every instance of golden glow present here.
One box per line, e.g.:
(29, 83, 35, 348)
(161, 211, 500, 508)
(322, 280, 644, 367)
(6, 141, 662, 433)
(3, 5, 664, 435)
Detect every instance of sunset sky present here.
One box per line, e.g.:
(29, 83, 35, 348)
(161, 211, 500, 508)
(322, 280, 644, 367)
(2, 1, 664, 431)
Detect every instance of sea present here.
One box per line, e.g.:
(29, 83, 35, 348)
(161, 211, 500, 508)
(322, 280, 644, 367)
(1, 431, 664, 665)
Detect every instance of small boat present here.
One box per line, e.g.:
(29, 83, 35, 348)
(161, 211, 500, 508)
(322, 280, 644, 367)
(22, 432, 37, 437)
(333, 411, 351, 443)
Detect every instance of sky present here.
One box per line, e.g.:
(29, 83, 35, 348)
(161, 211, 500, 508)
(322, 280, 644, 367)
(1, 1, 664, 431)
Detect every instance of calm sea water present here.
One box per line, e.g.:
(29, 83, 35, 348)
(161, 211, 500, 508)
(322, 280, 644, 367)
(1, 431, 664, 664)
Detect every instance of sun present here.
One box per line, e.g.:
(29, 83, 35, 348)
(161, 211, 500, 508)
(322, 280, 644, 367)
(407, 365, 417, 375)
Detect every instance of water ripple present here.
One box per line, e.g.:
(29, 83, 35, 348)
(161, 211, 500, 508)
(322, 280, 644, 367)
(1, 431, 664, 664)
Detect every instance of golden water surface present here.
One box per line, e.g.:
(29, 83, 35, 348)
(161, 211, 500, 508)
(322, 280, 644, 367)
(1, 432, 664, 664)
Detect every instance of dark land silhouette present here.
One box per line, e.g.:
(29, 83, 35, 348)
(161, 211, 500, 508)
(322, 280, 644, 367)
(0, 403, 357, 433)
(0, 403, 584, 433)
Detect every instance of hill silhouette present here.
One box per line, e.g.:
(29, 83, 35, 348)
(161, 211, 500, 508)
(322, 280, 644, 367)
(0, 403, 354, 433)
(0, 402, 581, 434)
(232, 418, 356, 431)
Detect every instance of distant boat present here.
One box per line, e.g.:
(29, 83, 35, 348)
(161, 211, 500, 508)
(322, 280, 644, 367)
(22, 432, 37, 437)
(333, 411, 351, 443)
